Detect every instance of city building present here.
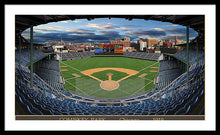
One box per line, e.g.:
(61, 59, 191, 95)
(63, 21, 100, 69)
(147, 38, 159, 47)
(163, 39, 173, 48)
(138, 38, 148, 51)
(140, 41, 147, 51)
(110, 36, 131, 47)
(52, 45, 64, 53)
(123, 47, 137, 52)
(176, 39, 185, 45)
(158, 40, 164, 46)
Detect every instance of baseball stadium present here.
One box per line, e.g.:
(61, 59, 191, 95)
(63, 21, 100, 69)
(15, 15, 205, 118)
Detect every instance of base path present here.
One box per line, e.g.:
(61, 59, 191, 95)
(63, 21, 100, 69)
(139, 73, 147, 78)
(72, 73, 81, 77)
(61, 69, 68, 71)
(151, 67, 159, 68)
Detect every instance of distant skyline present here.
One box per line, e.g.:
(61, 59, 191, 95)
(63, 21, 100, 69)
(22, 18, 198, 43)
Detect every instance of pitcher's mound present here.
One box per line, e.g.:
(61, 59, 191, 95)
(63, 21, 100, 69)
(100, 80, 119, 91)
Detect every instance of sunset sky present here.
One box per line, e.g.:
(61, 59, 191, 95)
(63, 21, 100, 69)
(22, 18, 198, 43)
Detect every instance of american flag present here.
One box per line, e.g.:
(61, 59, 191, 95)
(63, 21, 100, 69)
(61, 39, 64, 43)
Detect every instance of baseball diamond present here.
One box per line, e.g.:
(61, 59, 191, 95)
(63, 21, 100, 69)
(60, 57, 159, 99)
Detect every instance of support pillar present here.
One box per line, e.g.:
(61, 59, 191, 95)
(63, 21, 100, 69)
(196, 38, 199, 67)
(19, 34, 21, 69)
(30, 25, 34, 88)
(186, 25, 189, 87)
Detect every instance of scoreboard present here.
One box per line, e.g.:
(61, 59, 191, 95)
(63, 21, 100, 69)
(95, 44, 123, 54)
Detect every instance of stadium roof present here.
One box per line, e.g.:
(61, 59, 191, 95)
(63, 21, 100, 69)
(16, 15, 204, 33)
(15, 15, 204, 45)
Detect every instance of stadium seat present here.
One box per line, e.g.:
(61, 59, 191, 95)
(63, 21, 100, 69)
(26, 104, 43, 115)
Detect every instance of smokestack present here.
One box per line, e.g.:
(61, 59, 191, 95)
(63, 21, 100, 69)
(175, 36, 177, 45)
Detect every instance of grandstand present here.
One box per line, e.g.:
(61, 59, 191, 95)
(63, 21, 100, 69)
(123, 52, 161, 61)
(15, 15, 205, 118)
(15, 48, 50, 67)
(57, 52, 95, 60)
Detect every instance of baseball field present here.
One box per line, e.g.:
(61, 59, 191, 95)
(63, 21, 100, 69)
(60, 57, 159, 99)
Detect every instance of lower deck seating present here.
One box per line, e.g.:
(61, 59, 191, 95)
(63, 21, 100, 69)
(58, 52, 95, 60)
(35, 59, 65, 91)
(123, 52, 161, 61)
(154, 60, 184, 90)
(15, 48, 49, 66)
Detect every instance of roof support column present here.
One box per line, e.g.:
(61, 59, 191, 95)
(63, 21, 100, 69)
(186, 25, 189, 87)
(196, 38, 199, 67)
(30, 25, 34, 88)
(19, 34, 21, 69)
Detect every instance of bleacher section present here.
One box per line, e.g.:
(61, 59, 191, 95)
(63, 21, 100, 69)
(123, 52, 161, 61)
(15, 48, 50, 66)
(58, 52, 95, 60)
(154, 60, 184, 90)
(35, 59, 65, 91)
(173, 48, 204, 65)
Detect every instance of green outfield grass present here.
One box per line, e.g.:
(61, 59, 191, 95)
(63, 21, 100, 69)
(60, 57, 159, 99)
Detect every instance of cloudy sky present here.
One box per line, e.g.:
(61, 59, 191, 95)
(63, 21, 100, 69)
(22, 18, 198, 43)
